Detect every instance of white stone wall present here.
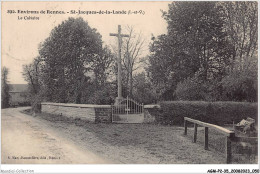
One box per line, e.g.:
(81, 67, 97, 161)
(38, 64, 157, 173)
(41, 103, 96, 122)
(41, 102, 158, 123)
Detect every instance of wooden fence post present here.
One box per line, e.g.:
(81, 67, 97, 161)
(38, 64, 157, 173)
(184, 120, 187, 135)
(204, 127, 208, 150)
(193, 123, 198, 143)
(226, 136, 232, 164)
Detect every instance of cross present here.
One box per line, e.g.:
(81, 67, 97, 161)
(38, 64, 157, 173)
(110, 25, 129, 104)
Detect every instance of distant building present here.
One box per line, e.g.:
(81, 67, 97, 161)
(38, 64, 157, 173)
(9, 84, 30, 106)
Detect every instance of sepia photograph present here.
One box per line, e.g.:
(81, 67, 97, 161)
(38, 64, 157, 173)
(1, 1, 259, 173)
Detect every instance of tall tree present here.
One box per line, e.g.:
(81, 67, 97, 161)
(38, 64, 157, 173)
(1, 67, 11, 108)
(122, 26, 146, 98)
(22, 57, 42, 112)
(22, 57, 41, 95)
(163, 1, 232, 80)
(23, 17, 116, 105)
(38, 17, 103, 103)
(222, 1, 258, 71)
(147, 34, 177, 100)
(147, 2, 233, 100)
(218, 2, 258, 102)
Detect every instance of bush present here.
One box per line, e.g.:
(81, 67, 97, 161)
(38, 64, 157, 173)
(86, 83, 116, 105)
(158, 101, 257, 126)
(221, 56, 257, 102)
(175, 76, 208, 101)
(132, 73, 158, 104)
(174, 75, 222, 101)
(221, 69, 257, 102)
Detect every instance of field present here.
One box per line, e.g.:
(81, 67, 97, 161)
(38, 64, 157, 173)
(22, 110, 257, 164)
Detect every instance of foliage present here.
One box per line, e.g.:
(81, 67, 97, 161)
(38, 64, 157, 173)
(158, 101, 257, 126)
(147, 2, 233, 99)
(22, 58, 41, 95)
(38, 17, 103, 103)
(23, 17, 116, 105)
(88, 46, 115, 88)
(22, 57, 44, 112)
(175, 73, 224, 101)
(81, 82, 116, 105)
(175, 75, 208, 101)
(147, 1, 257, 102)
(222, 1, 258, 71)
(221, 56, 257, 102)
(1, 67, 11, 108)
(132, 73, 158, 104)
(147, 34, 177, 100)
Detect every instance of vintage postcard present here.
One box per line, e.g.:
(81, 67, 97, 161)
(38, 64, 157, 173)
(1, 1, 259, 173)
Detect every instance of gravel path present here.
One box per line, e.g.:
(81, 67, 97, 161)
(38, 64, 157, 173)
(2, 107, 111, 164)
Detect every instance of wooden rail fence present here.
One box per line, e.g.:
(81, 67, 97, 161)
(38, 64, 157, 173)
(184, 117, 235, 164)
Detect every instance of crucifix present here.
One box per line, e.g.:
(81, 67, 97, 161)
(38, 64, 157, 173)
(110, 25, 129, 105)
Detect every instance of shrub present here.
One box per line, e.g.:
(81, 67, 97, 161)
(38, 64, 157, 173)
(174, 75, 222, 101)
(221, 56, 257, 102)
(175, 76, 208, 101)
(87, 88, 114, 105)
(81, 83, 116, 105)
(221, 69, 257, 102)
(158, 101, 257, 126)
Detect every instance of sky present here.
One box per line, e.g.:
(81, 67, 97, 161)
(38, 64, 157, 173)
(2, 1, 170, 84)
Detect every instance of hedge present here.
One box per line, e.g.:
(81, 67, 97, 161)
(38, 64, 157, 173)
(157, 101, 258, 126)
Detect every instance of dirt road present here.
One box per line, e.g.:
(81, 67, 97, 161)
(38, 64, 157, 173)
(2, 107, 225, 164)
(1, 107, 111, 164)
